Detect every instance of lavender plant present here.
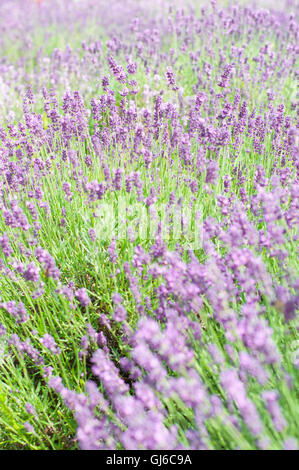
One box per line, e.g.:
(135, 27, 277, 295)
(0, 0, 298, 450)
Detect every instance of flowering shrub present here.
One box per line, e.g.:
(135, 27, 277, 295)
(0, 0, 298, 450)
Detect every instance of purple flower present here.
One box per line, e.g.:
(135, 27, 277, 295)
(0, 301, 29, 323)
(23, 262, 40, 283)
(108, 240, 118, 264)
(283, 438, 298, 450)
(112, 293, 127, 322)
(89, 229, 96, 242)
(40, 334, 61, 355)
(218, 63, 234, 88)
(25, 403, 37, 416)
(262, 390, 287, 432)
(35, 247, 60, 280)
(221, 369, 263, 436)
(75, 288, 90, 307)
(205, 161, 219, 185)
(24, 422, 35, 433)
(0, 233, 13, 257)
(239, 351, 269, 385)
(165, 66, 179, 91)
(91, 349, 129, 397)
(0, 324, 6, 336)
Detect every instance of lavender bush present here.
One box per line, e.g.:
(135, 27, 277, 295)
(0, 0, 298, 450)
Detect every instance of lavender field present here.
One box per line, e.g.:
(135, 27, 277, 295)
(0, 0, 298, 450)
